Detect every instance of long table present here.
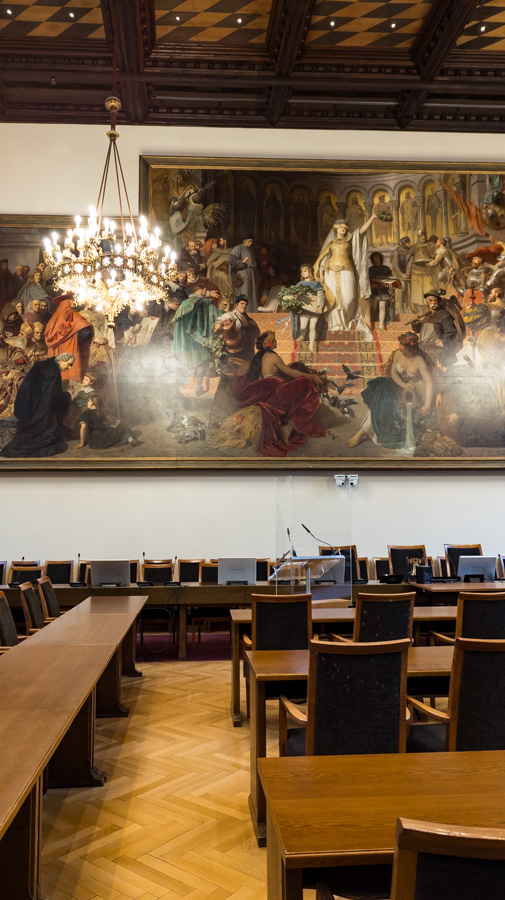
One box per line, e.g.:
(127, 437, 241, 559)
(230, 605, 458, 726)
(247, 645, 454, 845)
(259, 750, 505, 900)
(0, 594, 146, 900)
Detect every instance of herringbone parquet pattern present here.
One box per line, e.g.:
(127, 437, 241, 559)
(41, 659, 289, 900)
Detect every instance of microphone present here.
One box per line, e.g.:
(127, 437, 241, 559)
(21, 556, 24, 564)
(287, 528, 297, 557)
(301, 523, 338, 556)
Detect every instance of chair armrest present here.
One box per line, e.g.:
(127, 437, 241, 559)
(279, 695, 307, 757)
(407, 695, 450, 723)
(28, 628, 42, 634)
(17, 635, 30, 641)
(0, 645, 12, 652)
(428, 630, 455, 646)
(406, 706, 411, 724)
(329, 632, 352, 643)
(44, 617, 57, 624)
(243, 634, 252, 648)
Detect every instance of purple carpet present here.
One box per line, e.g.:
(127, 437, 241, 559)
(136, 631, 233, 662)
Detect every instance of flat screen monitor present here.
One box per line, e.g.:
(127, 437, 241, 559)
(457, 555, 496, 582)
(217, 557, 256, 585)
(89, 559, 130, 587)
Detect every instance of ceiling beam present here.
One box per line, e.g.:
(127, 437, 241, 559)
(395, 0, 482, 128)
(265, 0, 314, 125)
(100, 0, 153, 122)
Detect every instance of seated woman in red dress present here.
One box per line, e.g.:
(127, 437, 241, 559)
(214, 330, 325, 457)
(45, 292, 94, 382)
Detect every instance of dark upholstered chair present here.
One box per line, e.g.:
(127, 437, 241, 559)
(129, 560, 139, 583)
(243, 593, 312, 717)
(0, 561, 6, 584)
(0, 591, 28, 652)
(279, 637, 410, 757)
(388, 545, 427, 580)
(198, 562, 218, 584)
(316, 817, 505, 900)
(44, 560, 73, 583)
(331, 592, 415, 645)
(429, 591, 505, 646)
(77, 560, 90, 583)
(407, 637, 505, 753)
(444, 543, 482, 577)
(9, 564, 43, 584)
(437, 555, 449, 577)
(143, 560, 174, 583)
(37, 576, 62, 619)
(178, 559, 204, 583)
(319, 545, 359, 581)
(391, 817, 505, 900)
(19, 581, 54, 633)
(372, 557, 392, 579)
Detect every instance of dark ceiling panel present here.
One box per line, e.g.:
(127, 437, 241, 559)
(0, 0, 103, 39)
(155, 0, 271, 45)
(306, 0, 433, 49)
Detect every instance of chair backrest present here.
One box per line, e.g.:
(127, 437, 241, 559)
(9, 565, 43, 584)
(455, 592, 505, 639)
(143, 562, 174, 583)
(0, 591, 19, 646)
(0, 561, 6, 584)
(130, 560, 139, 583)
(19, 581, 45, 631)
(178, 559, 204, 583)
(447, 637, 505, 751)
(45, 560, 73, 583)
(37, 576, 61, 618)
(444, 543, 482, 577)
(354, 592, 415, 642)
(388, 546, 426, 579)
(372, 557, 392, 579)
(319, 545, 359, 582)
(306, 638, 410, 756)
(251, 593, 312, 651)
(391, 817, 505, 900)
(199, 562, 218, 584)
(255, 559, 270, 582)
(77, 560, 90, 583)
(437, 555, 449, 577)
(357, 557, 370, 581)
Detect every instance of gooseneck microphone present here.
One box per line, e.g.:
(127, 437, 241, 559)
(287, 528, 297, 557)
(301, 523, 339, 556)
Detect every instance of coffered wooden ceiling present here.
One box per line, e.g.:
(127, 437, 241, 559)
(1, 0, 504, 131)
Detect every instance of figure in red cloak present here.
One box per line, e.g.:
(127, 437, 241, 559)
(45, 292, 94, 382)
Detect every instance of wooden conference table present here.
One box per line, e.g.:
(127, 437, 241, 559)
(229, 605, 459, 726)
(247, 644, 454, 845)
(258, 749, 505, 900)
(2, 581, 401, 661)
(0, 594, 146, 900)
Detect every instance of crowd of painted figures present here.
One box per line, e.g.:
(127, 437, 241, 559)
(1, 212, 505, 459)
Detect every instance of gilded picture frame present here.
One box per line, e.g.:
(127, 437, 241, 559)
(1, 155, 505, 469)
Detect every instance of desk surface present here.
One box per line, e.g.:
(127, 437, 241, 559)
(415, 581, 505, 593)
(68, 595, 148, 616)
(246, 645, 454, 680)
(259, 749, 505, 866)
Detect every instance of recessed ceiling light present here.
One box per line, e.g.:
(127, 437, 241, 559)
(330, 20, 335, 26)
(69, 11, 75, 17)
(480, 25, 486, 32)
(237, 18, 242, 23)
(391, 22, 396, 29)
(6, 8, 12, 14)
(175, 15, 180, 21)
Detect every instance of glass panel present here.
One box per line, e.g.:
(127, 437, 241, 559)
(274, 474, 354, 605)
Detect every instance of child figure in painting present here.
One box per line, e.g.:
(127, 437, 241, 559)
(76, 393, 142, 450)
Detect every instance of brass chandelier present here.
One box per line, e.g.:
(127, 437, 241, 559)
(43, 94, 176, 327)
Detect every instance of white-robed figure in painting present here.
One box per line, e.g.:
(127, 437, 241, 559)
(314, 214, 377, 340)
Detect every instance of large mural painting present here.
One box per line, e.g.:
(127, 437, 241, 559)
(1, 158, 505, 468)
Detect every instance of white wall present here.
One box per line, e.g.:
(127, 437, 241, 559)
(1, 123, 504, 565)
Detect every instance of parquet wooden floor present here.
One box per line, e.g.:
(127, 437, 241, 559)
(41, 658, 308, 900)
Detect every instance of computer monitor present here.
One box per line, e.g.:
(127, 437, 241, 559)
(457, 555, 497, 582)
(89, 559, 130, 587)
(217, 557, 256, 585)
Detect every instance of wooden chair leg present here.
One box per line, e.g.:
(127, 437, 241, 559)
(245, 677, 250, 720)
